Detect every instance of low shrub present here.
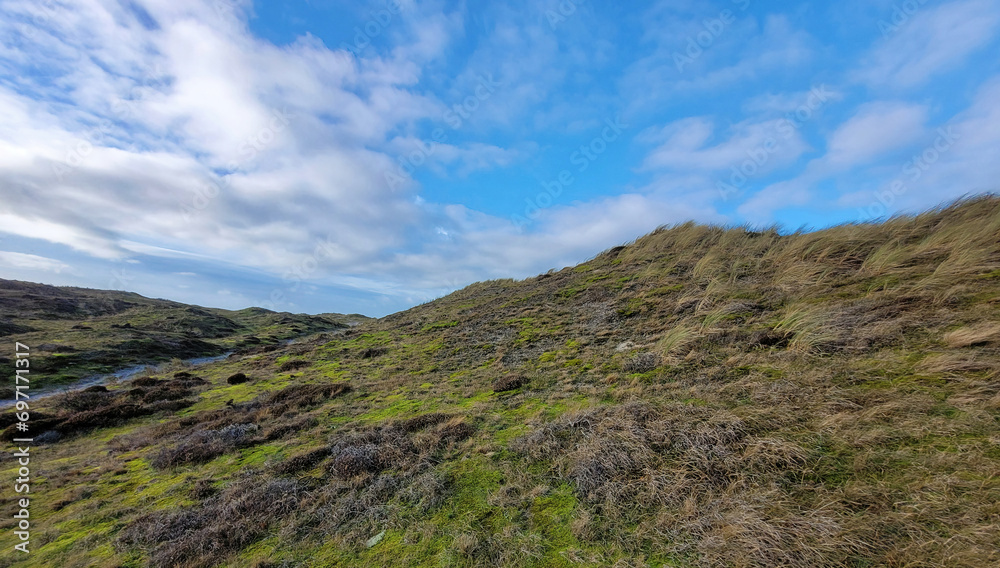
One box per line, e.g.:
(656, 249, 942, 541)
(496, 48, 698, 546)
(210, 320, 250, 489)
(151, 423, 260, 469)
(360, 346, 388, 359)
(435, 417, 475, 444)
(116, 476, 302, 568)
(132, 377, 161, 387)
(59, 403, 150, 433)
(330, 443, 382, 478)
(141, 385, 192, 404)
(263, 382, 351, 411)
(622, 352, 659, 373)
(226, 372, 250, 385)
(273, 447, 330, 475)
(393, 412, 451, 433)
(492, 374, 526, 392)
(277, 359, 310, 372)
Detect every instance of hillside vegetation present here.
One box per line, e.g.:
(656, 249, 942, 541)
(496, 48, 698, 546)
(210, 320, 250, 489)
(0, 279, 366, 393)
(3, 196, 1000, 567)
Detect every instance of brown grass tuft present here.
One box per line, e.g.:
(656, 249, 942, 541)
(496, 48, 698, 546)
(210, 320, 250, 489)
(492, 374, 527, 392)
(943, 322, 1000, 348)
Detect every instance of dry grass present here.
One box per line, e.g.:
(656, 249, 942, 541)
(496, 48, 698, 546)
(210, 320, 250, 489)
(512, 402, 852, 566)
(943, 322, 1000, 348)
(655, 325, 697, 357)
(492, 373, 527, 392)
(18, 195, 1000, 568)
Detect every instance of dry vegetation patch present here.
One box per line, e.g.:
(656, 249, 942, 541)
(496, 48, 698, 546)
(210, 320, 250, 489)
(492, 373, 527, 392)
(943, 322, 1000, 348)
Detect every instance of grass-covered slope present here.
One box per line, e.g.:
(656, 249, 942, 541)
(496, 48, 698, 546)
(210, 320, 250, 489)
(3, 197, 1000, 567)
(0, 279, 367, 391)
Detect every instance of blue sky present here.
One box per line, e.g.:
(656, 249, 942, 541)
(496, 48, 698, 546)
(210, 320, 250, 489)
(0, 0, 998, 316)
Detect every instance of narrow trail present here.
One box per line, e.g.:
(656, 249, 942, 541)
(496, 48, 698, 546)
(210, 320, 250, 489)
(1, 327, 352, 409)
(0, 352, 233, 409)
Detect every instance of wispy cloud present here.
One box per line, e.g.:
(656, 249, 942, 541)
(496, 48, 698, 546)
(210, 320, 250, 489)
(0, 251, 70, 273)
(736, 101, 929, 220)
(622, 14, 816, 109)
(640, 116, 810, 173)
(0, 0, 449, 276)
(824, 102, 927, 167)
(855, 0, 1000, 88)
(0, 0, 997, 315)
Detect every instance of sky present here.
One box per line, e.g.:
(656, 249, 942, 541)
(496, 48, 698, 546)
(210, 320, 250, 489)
(0, 0, 998, 317)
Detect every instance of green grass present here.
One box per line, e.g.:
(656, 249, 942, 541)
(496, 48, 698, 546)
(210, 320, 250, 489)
(0, 279, 366, 393)
(7, 196, 1000, 568)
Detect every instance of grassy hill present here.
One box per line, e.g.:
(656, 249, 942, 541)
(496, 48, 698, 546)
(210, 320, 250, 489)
(0, 279, 367, 393)
(3, 196, 1000, 567)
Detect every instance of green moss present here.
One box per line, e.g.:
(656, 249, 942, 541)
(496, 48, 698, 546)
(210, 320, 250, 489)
(117, 458, 196, 511)
(422, 321, 459, 332)
(557, 285, 585, 299)
(358, 395, 428, 422)
(649, 283, 684, 296)
(505, 317, 552, 344)
(238, 444, 283, 467)
(616, 298, 648, 318)
(529, 484, 579, 562)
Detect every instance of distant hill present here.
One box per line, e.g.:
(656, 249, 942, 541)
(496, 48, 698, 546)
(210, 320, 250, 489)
(0, 278, 368, 390)
(6, 196, 1000, 568)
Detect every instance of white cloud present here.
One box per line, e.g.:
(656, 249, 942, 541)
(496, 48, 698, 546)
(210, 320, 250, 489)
(849, 76, 1000, 213)
(6, 0, 992, 316)
(856, 0, 1000, 88)
(0, 0, 661, 309)
(743, 75, 1000, 222)
(0, 212, 123, 259)
(0, 0, 450, 279)
(742, 87, 844, 115)
(640, 116, 810, 173)
(621, 14, 816, 109)
(0, 251, 71, 273)
(737, 101, 928, 220)
(371, 191, 725, 294)
(824, 102, 927, 167)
